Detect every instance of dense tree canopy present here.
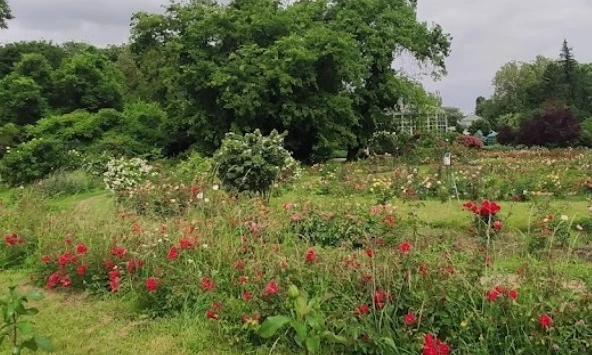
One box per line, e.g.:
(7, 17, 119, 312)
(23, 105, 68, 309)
(130, 0, 451, 160)
(51, 51, 125, 113)
(0, 73, 47, 125)
(477, 40, 592, 128)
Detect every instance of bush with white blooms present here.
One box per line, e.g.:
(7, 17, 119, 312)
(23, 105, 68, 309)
(104, 157, 155, 194)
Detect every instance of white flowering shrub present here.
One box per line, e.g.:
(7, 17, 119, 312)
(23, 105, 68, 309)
(214, 129, 295, 196)
(103, 157, 155, 194)
(278, 156, 303, 183)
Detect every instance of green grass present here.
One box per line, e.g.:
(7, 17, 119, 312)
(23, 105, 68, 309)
(276, 191, 590, 231)
(0, 270, 273, 355)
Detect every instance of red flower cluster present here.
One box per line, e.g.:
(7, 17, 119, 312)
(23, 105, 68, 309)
(76, 243, 88, 255)
(398, 241, 411, 254)
(201, 277, 216, 292)
(463, 200, 501, 217)
(4, 233, 24, 246)
(263, 281, 278, 297)
(46, 271, 71, 289)
(205, 302, 222, 320)
(486, 285, 518, 302)
(539, 313, 552, 329)
(305, 248, 317, 263)
(126, 259, 144, 274)
(145, 277, 160, 292)
(242, 291, 252, 302)
(109, 270, 121, 292)
(179, 237, 196, 250)
(110, 246, 127, 258)
(167, 246, 179, 260)
(492, 220, 503, 231)
(77, 264, 87, 276)
(422, 334, 450, 355)
(354, 304, 370, 318)
(404, 312, 416, 326)
(373, 290, 390, 309)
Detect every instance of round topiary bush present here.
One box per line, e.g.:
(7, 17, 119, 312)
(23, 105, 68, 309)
(213, 129, 295, 197)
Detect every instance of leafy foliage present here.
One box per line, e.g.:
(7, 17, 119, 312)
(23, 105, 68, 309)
(0, 74, 47, 126)
(496, 126, 516, 145)
(0, 41, 66, 79)
(130, 0, 450, 159)
(51, 51, 125, 113)
(456, 135, 483, 149)
(214, 130, 294, 197)
(0, 285, 53, 354)
(516, 104, 581, 147)
(0, 139, 70, 185)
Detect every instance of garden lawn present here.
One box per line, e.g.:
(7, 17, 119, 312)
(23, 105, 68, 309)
(0, 270, 271, 355)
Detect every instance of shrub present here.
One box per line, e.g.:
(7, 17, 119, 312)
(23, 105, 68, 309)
(171, 151, 213, 182)
(496, 126, 515, 145)
(516, 105, 581, 147)
(0, 139, 72, 185)
(0, 123, 25, 158)
(34, 170, 100, 198)
(214, 130, 294, 196)
(103, 157, 155, 194)
(369, 131, 399, 155)
(0, 73, 47, 126)
(456, 135, 483, 149)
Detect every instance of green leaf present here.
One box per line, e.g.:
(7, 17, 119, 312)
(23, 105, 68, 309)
(16, 321, 33, 336)
(25, 307, 39, 316)
(381, 337, 397, 349)
(305, 314, 322, 331)
(305, 335, 321, 354)
(4, 304, 15, 323)
(291, 320, 307, 342)
(323, 331, 348, 344)
(22, 339, 38, 351)
(27, 292, 44, 302)
(257, 315, 290, 339)
(35, 336, 54, 352)
(294, 296, 310, 318)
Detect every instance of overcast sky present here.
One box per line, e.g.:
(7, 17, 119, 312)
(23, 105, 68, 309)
(2, 0, 592, 114)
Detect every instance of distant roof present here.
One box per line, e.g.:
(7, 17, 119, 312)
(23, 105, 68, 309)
(459, 114, 483, 128)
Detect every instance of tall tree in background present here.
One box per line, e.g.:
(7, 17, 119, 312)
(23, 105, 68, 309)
(51, 51, 125, 113)
(559, 39, 577, 105)
(0, 74, 47, 125)
(131, 0, 450, 160)
(0, 0, 12, 29)
(0, 41, 67, 78)
(13, 53, 54, 98)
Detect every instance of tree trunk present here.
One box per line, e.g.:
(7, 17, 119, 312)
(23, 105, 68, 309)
(346, 146, 360, 161)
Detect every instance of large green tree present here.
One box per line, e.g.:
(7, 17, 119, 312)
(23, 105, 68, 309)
(0, 73, 47, 125)
(13, 53, 54, 97)
(0, 0, 12, 29)
(51, 50, 125, 113)
(130, 0, 450, 160)
(477, 41, 592, 129)
(0, 41, 66, 78)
